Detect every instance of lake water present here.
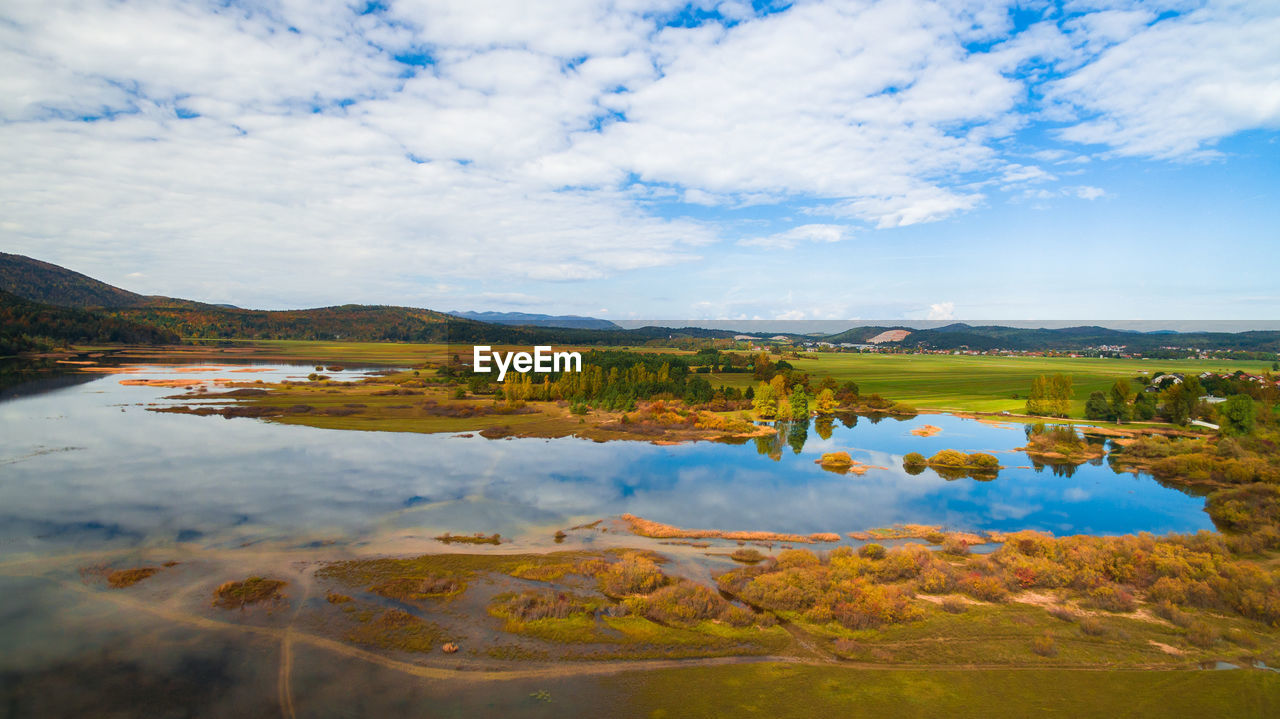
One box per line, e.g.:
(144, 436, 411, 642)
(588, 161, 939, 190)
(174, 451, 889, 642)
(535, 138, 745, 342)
(0, 362, 1220, 716)
(0, 362, 1215, 559)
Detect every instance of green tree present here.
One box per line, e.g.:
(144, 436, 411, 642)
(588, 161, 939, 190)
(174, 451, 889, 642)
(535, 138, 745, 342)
(1219, 395, 1256, 436)
(1108, 380, 1134, 423)
(1026, 375, 1049, 416)
(1084, 391, 1111, 421)
(1133, 392, 1157, 421)
(751, 382, 777, 419)
(1049, 374, 1073, 417)
(1161, 382, 1196, 425)
(789, 389, 809, 419)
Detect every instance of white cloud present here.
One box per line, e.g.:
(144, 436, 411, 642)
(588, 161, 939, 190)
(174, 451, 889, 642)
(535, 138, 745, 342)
(1050, 2, 1280, 158)
(0, 1, 1277, 309)
(927, 301, 956, 320)
(739, 224, 851, 249)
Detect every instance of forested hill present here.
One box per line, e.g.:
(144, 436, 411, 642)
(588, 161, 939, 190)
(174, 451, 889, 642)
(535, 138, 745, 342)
(825, 323, 1280, 353)
(449, 310, 621, 330)
(0, 289, 180, 355)
(0, 254, 738, 345)
(0, 252, 175, 308)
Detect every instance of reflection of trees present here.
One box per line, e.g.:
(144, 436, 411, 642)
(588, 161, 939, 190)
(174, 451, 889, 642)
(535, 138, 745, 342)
(0, 359, 96, 401)
(814, 416, 834, 440)
(903, 463, 927, 476)
(786, 420, 808, 454)
(754, 429, 783, 461)
(1031, 459, 1078, 478)
(838, 413, 858, 429)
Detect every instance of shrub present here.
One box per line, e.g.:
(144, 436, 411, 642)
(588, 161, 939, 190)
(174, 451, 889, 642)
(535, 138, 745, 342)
(928, 449, 968, 467)
(903, 452, 927, 468)
(1186, 620, 1220, 648)
(940, 597, 968, 614)
(966, 452, 1000, 470)
(941, 536, 971, 556)
(599, 554, 667, 596)
(1032, 633, 1057, 657)
(730, 548, 765, 563)
(858, 543, 886, 560)
(493, 590, 595, 621)
(917, 567, 955, 594)
(642, 582, 727, 625)
(1082, 583, 1137, 612)
(718, 603, 757, 627)
(959, 573, 1009, 602)
(776, 549, 821, 568)
(1079, 616, 1107, 636)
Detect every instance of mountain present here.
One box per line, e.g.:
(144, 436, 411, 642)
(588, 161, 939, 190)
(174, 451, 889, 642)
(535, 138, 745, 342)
(824, 323, 1280, 353)
(0, 252, 165, 308)
(0, 254, 737, 346)
(449, 310, 621, 330)
(0, 289, 180, 354)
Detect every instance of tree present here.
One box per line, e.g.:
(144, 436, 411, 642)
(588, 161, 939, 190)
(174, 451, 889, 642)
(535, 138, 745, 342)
(1161, 382, 1196, 425)
(1133, 392, 1157, 421)
(1026, 375, 1049, 416)
(744, 385, 755, 400)
(1108, 380, 1134, 423)
(789, 389, 810, 418)
(814, 388, 838, 414)
(1025, 374, 1071, 417)
(1084, 391, 1111, 421)
(1219, 395, 1256, 436)
(1049, 374, 1073, 417)
(751, 382, 777, 419)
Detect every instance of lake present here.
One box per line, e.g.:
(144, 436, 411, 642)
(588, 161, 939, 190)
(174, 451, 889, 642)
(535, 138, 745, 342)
(0, 362, 1221, 716)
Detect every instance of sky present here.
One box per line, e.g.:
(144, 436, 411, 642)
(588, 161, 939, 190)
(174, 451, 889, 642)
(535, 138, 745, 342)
(1, 0, 1278, 322)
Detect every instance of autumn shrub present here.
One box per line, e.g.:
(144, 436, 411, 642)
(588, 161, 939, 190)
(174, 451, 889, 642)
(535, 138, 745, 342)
(902, 452, 927, 469)
(776, 549, 820, 569)
(916, 567, 955, 594)
(738, 566, 827, 611)
(858, 543, 886, 560)
(940, 597, 968, 614)
(928, 449, 968, 467)
(1186, 620, 1220, 648)
(493, 590, 595, 621)
(966, 452, 1000, 470)
(599, 554, 667, 596)
(1079, 616, 1107, 636)
(718, 603, 757, 627)
(1031, 633, 1057, 657)
(1081, 583, 1137, 612)
(959, 573, 1009, 602)
(639, 582, 728, 625)
(941, 536, 970, 556)
(731, 548, 765, 563)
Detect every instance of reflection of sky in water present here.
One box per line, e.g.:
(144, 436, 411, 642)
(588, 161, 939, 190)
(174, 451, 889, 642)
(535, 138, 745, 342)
(0, 366, 1213, 556)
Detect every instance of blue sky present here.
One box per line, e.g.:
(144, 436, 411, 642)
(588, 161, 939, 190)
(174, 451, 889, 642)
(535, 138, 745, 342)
(1, 0, 1277, 322)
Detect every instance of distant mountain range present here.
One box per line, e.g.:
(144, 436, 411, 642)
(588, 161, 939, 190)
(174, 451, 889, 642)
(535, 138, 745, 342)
(448, 310, 621, 330)
(1, 252, 1277, 354)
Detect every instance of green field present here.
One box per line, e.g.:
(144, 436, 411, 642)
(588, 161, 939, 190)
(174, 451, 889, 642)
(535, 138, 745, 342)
(135, 340, 1277, 420)
(712, 354, 1275, 418)
(596, 662, 1280, 719)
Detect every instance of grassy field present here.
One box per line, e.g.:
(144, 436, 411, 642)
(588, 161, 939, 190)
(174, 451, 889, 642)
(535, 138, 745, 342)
(600, 662, 1280, 718)
(108, 339, 1276, 419)
(711, 354, 1276, 417)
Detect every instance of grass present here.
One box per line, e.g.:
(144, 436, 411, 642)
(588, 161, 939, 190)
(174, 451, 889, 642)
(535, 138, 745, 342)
(106, 567, 159, 588)
(345, 608, 446, 653)
(709, 354, 1275, 417)
(212, 576, 287, 609)
(599, 662, 1280, 719)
